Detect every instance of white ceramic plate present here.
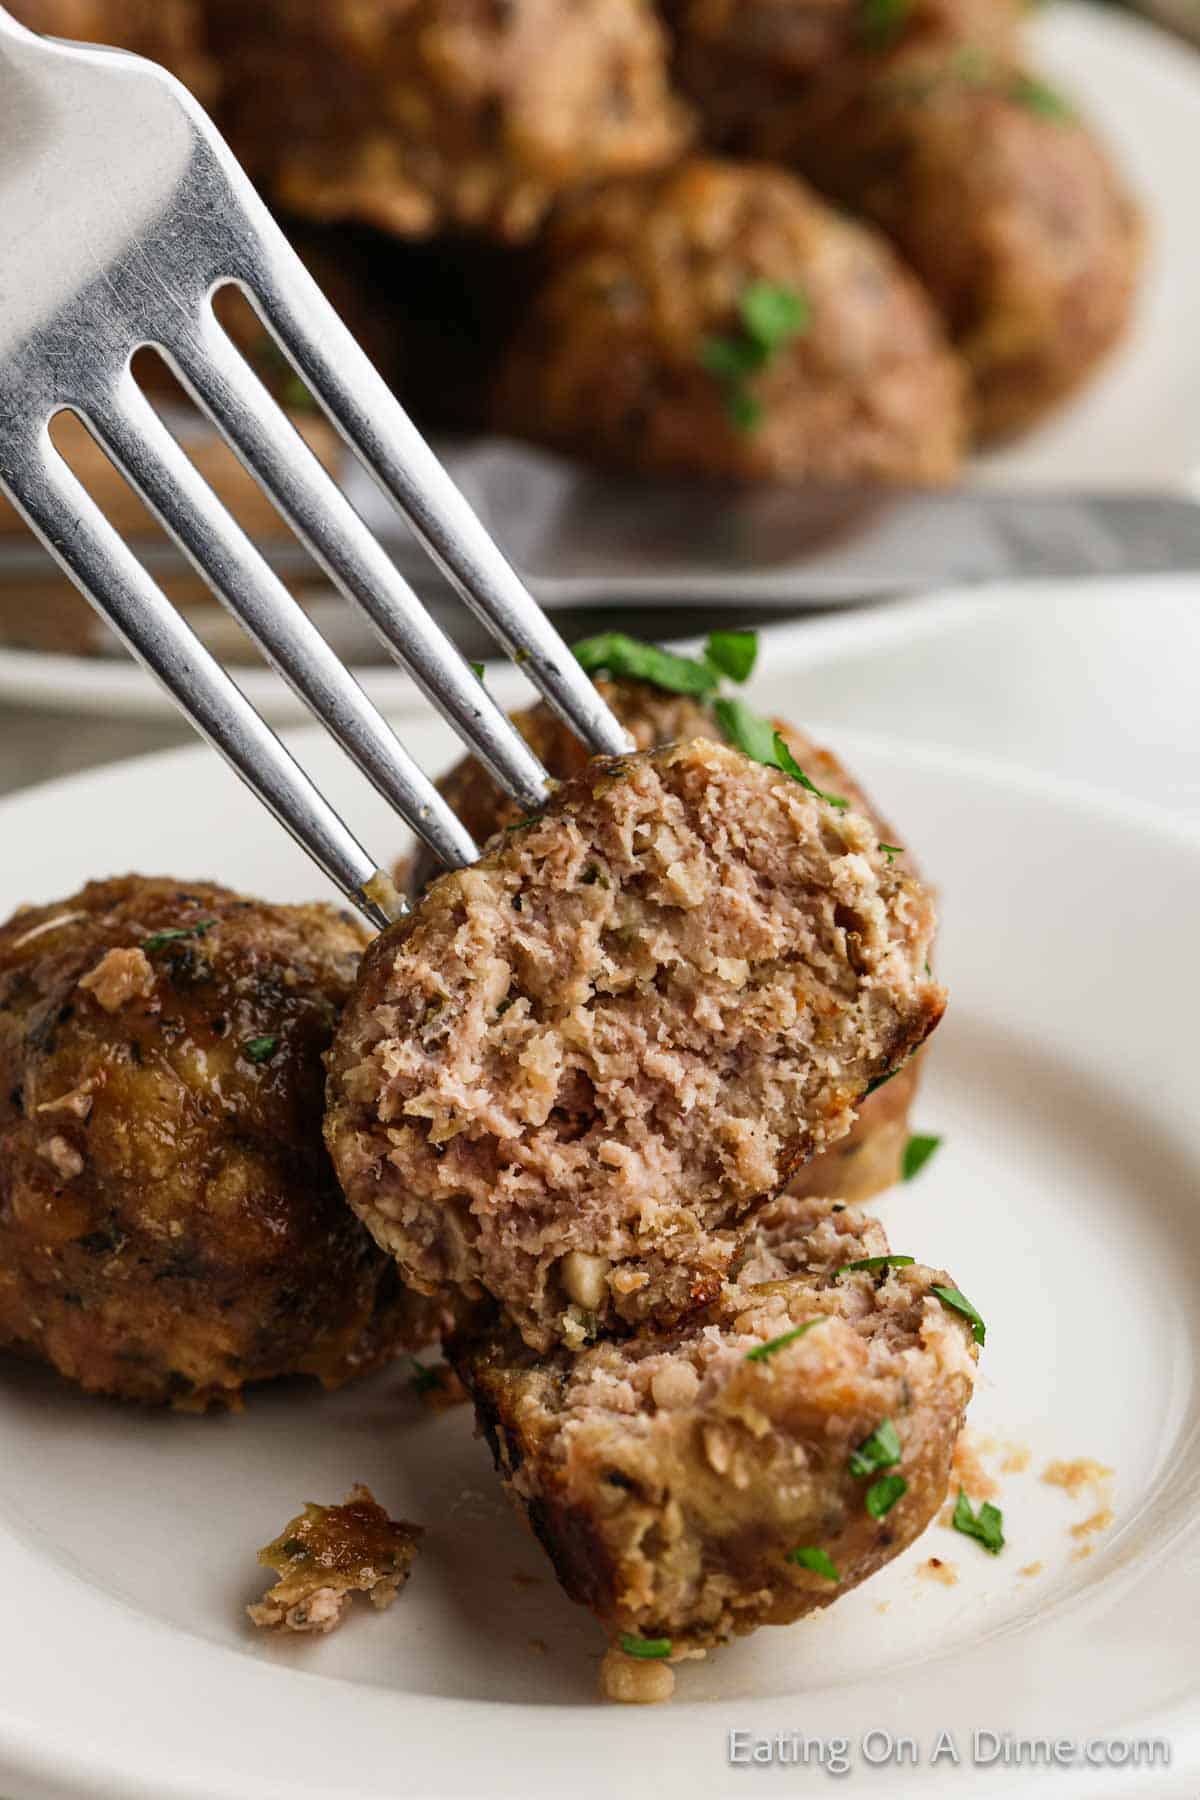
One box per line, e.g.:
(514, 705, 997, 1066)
(1, 0, 1196, 723)
(2, 683, 1199, 1800)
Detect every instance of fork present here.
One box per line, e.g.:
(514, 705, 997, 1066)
(0, 7, 630, 929)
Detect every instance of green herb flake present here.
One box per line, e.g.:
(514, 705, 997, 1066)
(902, 1133, 943, 1181)
(865, 1473, 908, 1519)
(713, 696, 779, 766)
(859, 0, 911, 44)
(408, 1356, 440, 1396)
(837, 1254, 915, 1279)
(573, 631, 718, 698)
(141, 921, 215, 952)
(879, 843, 904, 863)
(849, 1418, 902, 1479)
(469, 661, 486, 683)
(786, 1546, 840, 1581)
(705, 629, 758, 684)
(864, 1064, 902, 1098)
(700, 281, 810, 433)
(952, 1487, 1005, 1554)
(241, 1035, 279, 1065)
(773, 733, 850, 810)
(1009, 72, 1074, 119)
(617, 1633, 672, 1660)
(932, 1284, 987, 1346)
(745, 1316, 827, 1362)
(739, 280, 812, 353)
(699, 334, 764, 383)
(724, 386, 765, 433)
(580, 864, 610, 889)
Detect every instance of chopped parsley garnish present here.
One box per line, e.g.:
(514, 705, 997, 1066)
(902, 1133, 942, 1181)
(581, 864, 610, 888)
(469, 661, 486, 683)
(700, 280, 811, 432)
(952, 1487, 1004, 1554)
(837, 1254, 915, 1279)
(849, 1418, 902, 1478)
(713, 697, 779, 766)
(786, 1546, 840, 1581)
(618, 1633, 672, 1660)
(879, 844, 903, 863)
(864, 1064, 902, 1098)
(1009, 73, 1073, 120)
(773, 733, 850, 810)
(705, 629, 759, 684)
(859, 0, 910, 45)
(241, 1035, 279, 1064)
(573, 632, 718, 698)
(141, 921, 215, 952)
(408, 1356, 440, 1396)
(932, 1284, 987, 1346)
(745, 1316, 826, 1361)
(865, 1473, 908, 1519)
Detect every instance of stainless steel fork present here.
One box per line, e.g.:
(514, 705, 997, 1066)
(0, 8, 630, 928)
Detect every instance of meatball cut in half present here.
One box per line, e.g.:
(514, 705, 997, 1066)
(207, 0, 690, 244)
(728, 49, 1143, 439)
(0, 878, 448, 1409)
(404, 674, 928, 1209)
(452, 1195, 978, 1653)
(492, 158, 968, 485)
(328, 738, 945, 1353)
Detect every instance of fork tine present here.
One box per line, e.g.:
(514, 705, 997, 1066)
(86, 370, 479, 871)
(0, 423, 402, 930)
(166, 308, 559, 815)
(243, 261, 633, 761)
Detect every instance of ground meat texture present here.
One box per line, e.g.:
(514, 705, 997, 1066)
(0, 877, 450, 1409)
(492, 158, 967, 485)
(403, 676, 929, 1209)
(206, 0, 690, 245)
(451, 1195, 976, 1652)
(328, 738, 944, 1353)
(710, 50, 1143, 439)
(9, 0, 217, 99)
(248, 1484, 422, 1634)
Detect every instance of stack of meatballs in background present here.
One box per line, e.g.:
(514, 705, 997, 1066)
(5, 0, 1142, 498)
(0, 658, 984, 1693)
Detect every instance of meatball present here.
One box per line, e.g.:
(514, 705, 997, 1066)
(403, 674, 929, 1209)
(327, 737, 944, 1353)
(452, 1194, 977, 1653)
(207, 0, 690, 244)
(0, 877, 447, 1409)
(693, 47, 1142, 438)
(9, 0, 217, 99)
(492, 158, 967, 484)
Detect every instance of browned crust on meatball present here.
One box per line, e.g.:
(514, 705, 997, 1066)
(403, 676, 928, 1208)
(328, 738, 944, 1352)
(451, 1194, 976, 1651)
(492, 157, 967, 484)
(248, 1483, 423, 1634)
(10, 0, 217, 98)
(0, 877, 448, 1409)
(207, 0, 690, 244)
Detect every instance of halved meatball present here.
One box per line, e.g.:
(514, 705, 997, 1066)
(452, 1195, 977, 1653)
(492, 157, 967, 483)
(9, 0, 217, 98)
(0, 877, 448, 1409)
(403, 674, 928, 1208)
(207, 0, 690, 244)
(692, 47, 1142, 438)
(327, 738, 944, 1352)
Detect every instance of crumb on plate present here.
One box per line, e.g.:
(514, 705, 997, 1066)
(600, 1645, 676, 1705)
(247, 1484, 422, 1635)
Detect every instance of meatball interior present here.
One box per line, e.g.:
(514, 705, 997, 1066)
(453, 1194, 977, 1651)
(328, 738, 944, 1352)
(0, 876, 443, 1408)
(404, 674, 929, 1210)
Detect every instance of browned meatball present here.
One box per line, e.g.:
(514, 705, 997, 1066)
(0, 877, 447, 1409)
(492, 158, 967, 483)
(327, 738, 944, 1353)
(678, 41, 1142, 439)
(453, 1194, 977, 1654)
(10, 0, 217, 98)
(207, 0, 691, 244)
(403, 674, 928, 1208)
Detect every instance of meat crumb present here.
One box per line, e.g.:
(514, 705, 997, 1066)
(1041, 1458, 1113, 1499)
(600, 1646, 676, 1705)
(78, 946, 156, 1012)
(247, 1484, 421, 1635)
(1000, 1444, 1031, 1474)
(1070, 1507, 1114, 1542)
(1018, 1561, 1044, 1579)
(949, 1431, 1000, 1501)
(918, 1557, 959, 1586)
(1072, 1544, 1095, 1563)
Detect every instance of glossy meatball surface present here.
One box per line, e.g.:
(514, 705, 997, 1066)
(0, 877, 443, 1408)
